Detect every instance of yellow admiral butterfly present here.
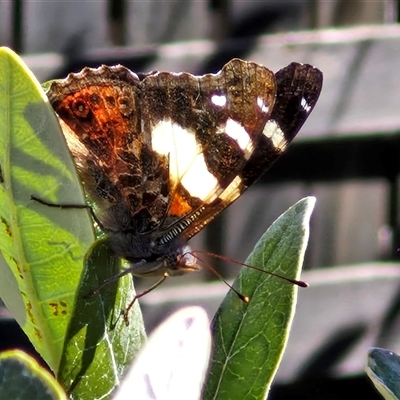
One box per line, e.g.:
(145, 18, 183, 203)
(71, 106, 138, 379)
(47, 59, 322, 288)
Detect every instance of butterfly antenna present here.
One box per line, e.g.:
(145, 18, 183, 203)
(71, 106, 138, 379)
(191, 253, 249, 302)
(194, 250, 308, 288)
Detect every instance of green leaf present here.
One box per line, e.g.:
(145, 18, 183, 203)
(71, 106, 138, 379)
(203, 196, 315, 400)
(0, 47, 94, 371)
(58, 239, 146, 400)
(0, 350, 67, 400)
(366, 347, 400, 400)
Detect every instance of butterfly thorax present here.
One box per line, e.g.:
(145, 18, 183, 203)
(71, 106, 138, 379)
(109, 231, 200, 277)
(94, 198, 201, 276)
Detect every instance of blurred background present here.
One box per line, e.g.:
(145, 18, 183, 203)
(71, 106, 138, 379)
(2, 0, 400, 398)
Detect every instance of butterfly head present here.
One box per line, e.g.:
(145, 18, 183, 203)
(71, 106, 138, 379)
(109, 232, 201, 277)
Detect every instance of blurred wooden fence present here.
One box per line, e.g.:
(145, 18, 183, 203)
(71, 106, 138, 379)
(2, 1, 400, 389)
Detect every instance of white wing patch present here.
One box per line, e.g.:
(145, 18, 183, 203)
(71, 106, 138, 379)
(224, 118, 253, 157)
(151, 119, 218, 201)
(257, 96, 270, 114)
(262, 120, 288, 152)
(211, 94, 227, 107)
(301, 97, 312, 113)
(215, 118, 253, 158)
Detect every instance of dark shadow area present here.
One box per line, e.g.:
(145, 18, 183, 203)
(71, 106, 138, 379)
(299, 324, 367, 378)
(259, 134, 400, 184)
(269, 375, 381, 400)
(0, 318, 48, 369)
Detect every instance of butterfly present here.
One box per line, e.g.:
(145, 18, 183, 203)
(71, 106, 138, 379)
(47, 58, 322, 290)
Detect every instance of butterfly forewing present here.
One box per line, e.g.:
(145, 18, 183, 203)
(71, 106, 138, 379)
(181, 62, 323, 241)
(241, 62, 323, 188)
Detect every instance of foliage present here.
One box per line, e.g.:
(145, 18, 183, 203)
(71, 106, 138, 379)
(366, 347, 400, 400)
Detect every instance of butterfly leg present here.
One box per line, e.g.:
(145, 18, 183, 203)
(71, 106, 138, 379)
(86, 260, 147, 299)
(30, 195, 105, 230)
(123, 274, 168, 325)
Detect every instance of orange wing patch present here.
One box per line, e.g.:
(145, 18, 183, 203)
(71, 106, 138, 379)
(168, 192, 193, 216)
